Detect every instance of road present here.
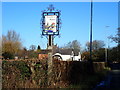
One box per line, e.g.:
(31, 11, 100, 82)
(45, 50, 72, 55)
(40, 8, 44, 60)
(94, 63, 120, 90)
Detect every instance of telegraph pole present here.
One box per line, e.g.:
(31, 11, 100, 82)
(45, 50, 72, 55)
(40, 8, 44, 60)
(90, 0, 93, 63)
(118, 2, 120, 47)
(89, 0, 94, 72)
(118, 2, 120, 61)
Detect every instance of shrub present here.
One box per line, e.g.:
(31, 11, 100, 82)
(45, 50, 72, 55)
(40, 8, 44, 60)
(2, 52, 14, 59)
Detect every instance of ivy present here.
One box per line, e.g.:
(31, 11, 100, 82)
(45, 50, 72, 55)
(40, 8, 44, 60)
(12, 61, 32, 80)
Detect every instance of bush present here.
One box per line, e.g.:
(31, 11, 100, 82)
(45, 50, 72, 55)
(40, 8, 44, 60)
(13, 61, 32, 79)
(2, 52, 14, 59)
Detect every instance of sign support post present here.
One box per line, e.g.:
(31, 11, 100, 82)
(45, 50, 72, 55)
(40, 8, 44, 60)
(47, 35, 53, 86)
(41, 4, 61, 87)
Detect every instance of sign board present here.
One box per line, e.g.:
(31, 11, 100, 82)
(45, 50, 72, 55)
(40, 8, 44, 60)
(45, 15, 57, 33)
(42, 12, 60, 35)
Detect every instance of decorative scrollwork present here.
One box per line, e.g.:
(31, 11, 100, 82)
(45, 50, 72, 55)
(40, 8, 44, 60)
(40, 4, 61, 37)
(47, 4, 55, 12)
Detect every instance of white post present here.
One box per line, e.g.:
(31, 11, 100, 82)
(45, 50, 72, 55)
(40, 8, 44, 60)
(71, 50, 74, 61)
(79, 52, 82, 61)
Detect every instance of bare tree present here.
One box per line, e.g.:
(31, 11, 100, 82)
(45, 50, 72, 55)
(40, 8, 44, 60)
(109, 27, 120, 46)
(29, 45, 36, 51)
(6, 30, 21, 42)
(2, 30, 22, 58)
(62, 40, 81, 51)
(86, 40, 105, 51)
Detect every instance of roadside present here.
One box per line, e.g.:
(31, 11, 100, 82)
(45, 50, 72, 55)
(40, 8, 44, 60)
(94, 63, 120, 90)
(69, 67, 109, 90)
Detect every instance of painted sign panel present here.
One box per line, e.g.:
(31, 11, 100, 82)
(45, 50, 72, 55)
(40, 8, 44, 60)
(44, 15, 57, 32)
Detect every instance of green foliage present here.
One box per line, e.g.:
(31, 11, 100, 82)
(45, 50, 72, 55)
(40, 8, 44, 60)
(83, 46, 120, 62)
(82, 51, 90, 60)
(82, 48, 105, 61)
(2, 59, 108, 88)
(108, 46, 120, 61)
(13, 61, 31, 79)
(28, 51, 38, 59)
(2, 60, 48, 88)
(68, 71, 107, 89)
(2, 61, 9, 74)
(37, 45, 41, 50)
(34, 63, 41, 69)
(34, 62, 48, 87)
(2, 52, 14, 59)
(92, 48, 105, 61)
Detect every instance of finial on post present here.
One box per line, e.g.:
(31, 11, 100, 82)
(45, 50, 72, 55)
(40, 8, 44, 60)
(47, 4, 55, 12)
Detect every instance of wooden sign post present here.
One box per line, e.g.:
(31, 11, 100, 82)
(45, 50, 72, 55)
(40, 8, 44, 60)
(41, 4, 61, 87)
(47, 35, 53, 86)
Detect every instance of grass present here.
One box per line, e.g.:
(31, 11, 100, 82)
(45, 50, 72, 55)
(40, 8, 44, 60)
(67, 69, 109, 90)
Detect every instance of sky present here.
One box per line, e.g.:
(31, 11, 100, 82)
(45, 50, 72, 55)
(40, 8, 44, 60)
(2, 2, 118, 50)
